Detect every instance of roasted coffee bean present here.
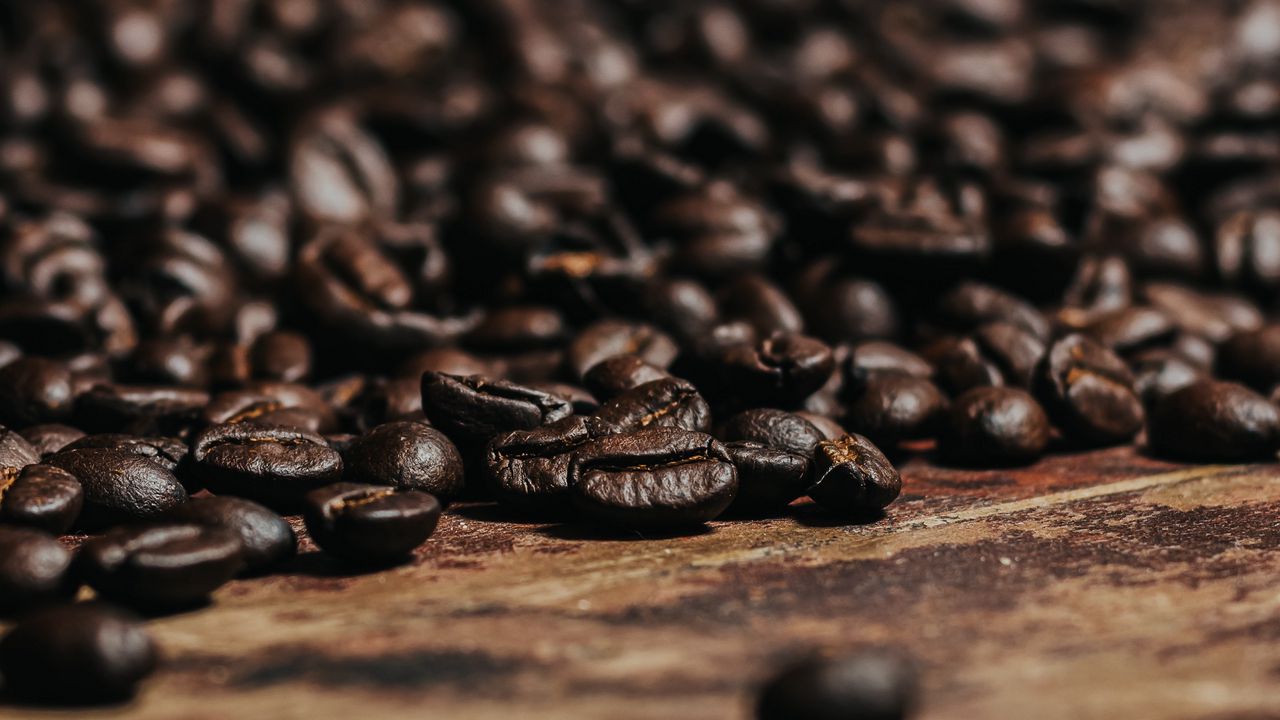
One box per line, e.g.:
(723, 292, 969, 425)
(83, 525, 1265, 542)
(0, 425, 40, 472)
(941, 387, 1051, 466)
(0, 526, 74, 614)
(805, 434, 901, 514)
(1217, 325, 1280, 392)
(1142, 283, 1262, 344)
(569, 428, 737, 529)
(719, 409, 826, 457)
(846, 342, 934, 388)
(640, 277, 721, 342)
(398, 348, 495, 379)
(529, 383, 600, 416)
(1131, 350, 1204, 407)
(845, 375, 947, 448)
(290, 108, 398, 224)
(921, 336, 1004, 395)
(63, 433, 189, 472)
(567, 320, 679, 379)
(757, 650, 918, 720)
(249, 331, 312, 383)
(168, 496, 297, 574)
(19, 423, 86, 458)
(0, 604, 158, 704)
(0, 357, 75, 427)
(74, 384, 208, 436)
(590, 378, 712, 434)
(718, 274, 805, 337)
(1149, 380, 1280, 462)
(191, 423, 343, 509)
(47, 448, 187, 528)
(795, 412, 848, 441)
(1034, 335, 1145, 446)
(0, 464, 84, 534)
(76, 524, 243, 610)
(937, 281, 1050, 340)
(303, 483, 442, 564)
(1082, 306, 1176, 354)
(582, 355, 672, 400)
(716, 333, 836, 407)
(486, 415, 593, 511)
(421, 373, 573, 447)
(125, 336, 211, 387)
(723, 442, 810, 516)
(803, 276, 899, 344)
(972, 321, 1046, 389)
(343, 421, 465, 501)
(203, 383, 337, 433)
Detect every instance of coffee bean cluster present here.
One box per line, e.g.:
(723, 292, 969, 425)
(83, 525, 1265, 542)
(0, 0, 1276, 715)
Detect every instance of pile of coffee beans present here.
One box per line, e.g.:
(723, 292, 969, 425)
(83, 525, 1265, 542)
(0, 0, 1277, 713)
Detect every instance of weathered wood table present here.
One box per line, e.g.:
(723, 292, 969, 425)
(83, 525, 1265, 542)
(3, 447, 1277, 719)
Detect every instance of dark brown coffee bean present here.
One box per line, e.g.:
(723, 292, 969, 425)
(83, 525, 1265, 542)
(465, 306, 566, 354)
(1131, 350, 1204, 407)
(794, 412, 847, 441)
(652, 184, 778, 277)
(0, 526, 74, 614)
(249, 331, 312, 383)
(1215, 209, 1280, 291)
(1034, 334, 1144, 446)
(167, 496, 297, 574)
(63, 433, 188, 472)
(1148, 380, 1280, 462)
(590, 378, 712, 435)
(0, 357, 75, 427)
(421, 373, 573, 448)
(528, 383, 600, 416)
(1142, 283, 1262, 344)
(717, 333, 836, 407)
(941, 387, 1051, 466)
(290, 108, 398, 224)
(640, 277, 721, 342)
(192, 423, 343, 509)
(46, 448, 187, 529)
(397, 348, 494, 379)
(718, 274, 805, 337)
(125, 336, 211, 387)
(582, 355, 673, 400)
(805, 434, 901, 514)
(757, 650, 918, 720)
(1082, 306, 1176, 354)
(343, 421, 464, 501)
(567, 320, 679, 380)
(1217, 325, 1280, 392)
(921, 336, 1004, 395)
(0, 464, 84, 534)
(486, 415, 593, 511)
(845, 375, 947, 448)
(972, 321, 1046, 389)
(846, 342, 934, 387)
(723, 442, 810, 516)
(19, 423, 86, 459)
(76, 524, 244, 610)
(74, 383, 208, 436)
(938, 281, 1049, 340)
(719, 408, 826, 457)
(0, 604, 157, 704)
(569, 428, 737, 529)
(303, 482, 441, 564)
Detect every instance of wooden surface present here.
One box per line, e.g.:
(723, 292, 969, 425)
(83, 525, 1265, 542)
(3, 447, 1279, 720)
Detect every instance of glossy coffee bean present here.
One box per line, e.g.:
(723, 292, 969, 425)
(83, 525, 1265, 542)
(46, 448, 187, 528)
(1131, 350, 1203, 407)
(76, 524, 244, 610)
(569, 428, 738, 529)
(486, 415, 593, 511)
(303, 483, 442, 564)
(805, 434, 902, 514)
(844, 375, 947, 447)
(192, 423, 343, 509)
(0, 357, 75, 427)
(0, 526, 74, 614)
(249, 331, 312, 383)
(168, 496, 297, 574)
(0, 464, 84, 533)
(1217, 325, 1280, 392)
(921, 336, 1004, 395)
(1034, 334, 1144, 446)
(719, 408, 826, 457)
(582, 355, 672, 400)
(723, 441, 810, 516)
(941, 387, 1051, 466)
(74, 384, 208, 436)
(1148, 380, 1280, 462)
(19, 423, 86, 458)
(0, 604, 158, 704)
(421, 373, 573, 448)
(567, 320, 679, 379)
(343, 421, 465, 501)
(717, 333, 836, 407)
(63, 433, 189, 471)
(846, 342, 934, 387)
(757, 651, 918, 720)
(590, 377, 712, 434)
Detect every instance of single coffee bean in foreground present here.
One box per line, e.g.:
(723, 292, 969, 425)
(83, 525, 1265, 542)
(168, 496, 297, 575)
(76, 524, 245, 610)
(0, 464, 84, 533)
(589, 377, 712, 434)
(719, 408, 827, 457)
(342, 420, 465, 501)
(304, 483, 442, 564)
(46, 448, 187, 529)
(569, 428, 738, 529)
(486, 415, 594, 512)
(723, 441, 811, 516)
(1148, 380, 1280, 462)
(844, 375, 947, 448)
(191, 423, 342, 509)
(805, 434, 902, 514)
(0, 603, 158, 704)
(0, 526, 75, 614)
(757, 650, 918, 720)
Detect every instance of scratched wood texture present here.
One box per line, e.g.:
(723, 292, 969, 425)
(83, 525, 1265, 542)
(2, 447, 1278, 719)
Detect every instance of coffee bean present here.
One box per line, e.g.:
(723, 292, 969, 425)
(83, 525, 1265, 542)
(723, 441, 810, 516)
(290, 108, 398, 224)
(63, 433, 189, 472)
(941, 387, 1051, 466)
(249, 331, 312, 383)
(343, 421, 465, 501)
(972, 321, 1046, 389)
(590, 377, 712, 434)
(1131, 349, 1204, 407)
(938, 281, 1049, 340)
(569, 428, 738, 529)
(719, 408, 826, 457)
(846, 342, 934, 388)
(1034, 334, 1145, 446)
(844, 375, 947, 448)
(718, 274, 805, 337)
(74, 383, 208, 436)
(167, 496, 297, 574)
(794, 412, 848, 441)
(567, 320, 679, 379)
(582, 355, 672, 400)
(716, 332, 836, 407)
(46, 448, 187, 528)
(1217, 325, 1280, 392)
(0, 603, 157, 704)
(1082, 306, 1176, 354)
(76, 523, 244, 610)
(757, 650, 918, 720)
(804, 434, 901, 514)
(486, 415, 593, 511)
(1148, 380, 1280, 462)
(19, 423, 86, 458)
(0, 464, 84, 534)
(421, 373, 573, 448)
(0, 526, 74, 614)
(528, 382, 600, 416)
(921, 336, 1004, 395)
(0, 357, 74, 427)
(0, 425, 40, 472)
(303, 483, 441, 564)
(191, 423, 343, 510)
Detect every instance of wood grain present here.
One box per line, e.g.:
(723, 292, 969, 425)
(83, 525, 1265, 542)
(3, 446, 1279, 720)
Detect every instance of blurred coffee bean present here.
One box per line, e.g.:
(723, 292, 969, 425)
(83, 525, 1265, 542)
(0, 357, 75, 427)
(0, 526, 74, 614)
(723, 441, 810, 515)
(1217, 325, 1280, 391)
(167, 496, 297, 575)
(582, 356, 672, 400)
(941, 387, 1051, 466)
(1149, 380, 1280, 462)
(805, 434, 902, 514)
(757, 650, 918, 720)
(303, 483, 441, 565)
(1034, 335, 1144, 446)
(76, 524, 244, 610)
(845, 375, 947, 448)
